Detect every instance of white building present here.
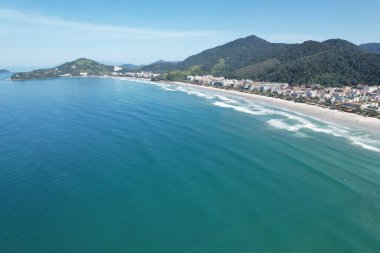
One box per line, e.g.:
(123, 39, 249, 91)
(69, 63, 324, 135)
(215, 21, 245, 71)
(114, 66, 123, 72)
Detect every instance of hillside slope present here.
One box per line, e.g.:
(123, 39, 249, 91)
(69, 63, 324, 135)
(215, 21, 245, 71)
(147, 36, 380, 86)
(12, 58, 114, 80)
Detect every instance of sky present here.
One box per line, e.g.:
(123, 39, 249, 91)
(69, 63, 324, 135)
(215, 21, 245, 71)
(1, 0, 380, 70)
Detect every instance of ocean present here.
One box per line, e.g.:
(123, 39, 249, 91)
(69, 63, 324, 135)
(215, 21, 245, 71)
(1, 75, 379, 252)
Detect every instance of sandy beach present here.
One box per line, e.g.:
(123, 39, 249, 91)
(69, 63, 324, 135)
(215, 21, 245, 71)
(111, 77, 380, 135)
(166, 81, 380, 135)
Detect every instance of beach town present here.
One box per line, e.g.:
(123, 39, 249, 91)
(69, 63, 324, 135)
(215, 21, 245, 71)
(116, 71, 380, 119)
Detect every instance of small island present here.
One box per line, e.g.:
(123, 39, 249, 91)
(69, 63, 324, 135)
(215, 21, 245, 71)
(0, 69, 10, 74)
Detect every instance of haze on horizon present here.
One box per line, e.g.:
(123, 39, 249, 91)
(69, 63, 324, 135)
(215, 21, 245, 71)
(1, 0, 380, 71)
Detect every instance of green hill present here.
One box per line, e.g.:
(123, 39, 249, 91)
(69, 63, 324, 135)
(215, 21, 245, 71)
(11, 37, 380, 86)
(11, 58, 114, 80)
(147, 35, 380, 86)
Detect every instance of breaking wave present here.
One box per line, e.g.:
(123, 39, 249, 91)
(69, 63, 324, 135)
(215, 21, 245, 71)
(175, 87, 215, 99)
(213, 102, 270, 116)
(267, 119, 302, 132)
(138, 80, 380, 154)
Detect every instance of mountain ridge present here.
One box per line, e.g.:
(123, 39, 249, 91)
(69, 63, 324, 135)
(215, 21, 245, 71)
(11, 36, 380, 86)
(146, 36, 380, 86)
(360, 43, 380, 54)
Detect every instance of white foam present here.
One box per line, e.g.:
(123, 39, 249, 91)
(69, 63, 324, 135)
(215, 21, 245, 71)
(215, 95, 238, 104)
(213, 102, 269, 116)
(163, 88, 177, 91)
(125, 79, 158, 85)
(276, 107, 352, 132)
(352, 142, 380, 153)
(136, 80, 380, 154)
(349, 137, 380, 153)
(175, 87, 215, 99)
(266, 115, 380, 153)
(263, 109, 346, 138)
(267, 119, 302, 132)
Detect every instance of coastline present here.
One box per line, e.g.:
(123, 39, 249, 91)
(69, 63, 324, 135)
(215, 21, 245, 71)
(9, 75, 380, 135)
(164, 81, 380, 135)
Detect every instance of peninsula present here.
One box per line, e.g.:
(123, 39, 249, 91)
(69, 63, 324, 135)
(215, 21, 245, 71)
(11, 58, 115, 80)
(11, 58, 157, 81)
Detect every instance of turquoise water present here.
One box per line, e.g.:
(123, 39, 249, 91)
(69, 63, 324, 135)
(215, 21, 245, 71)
(0, 76, 380, 252)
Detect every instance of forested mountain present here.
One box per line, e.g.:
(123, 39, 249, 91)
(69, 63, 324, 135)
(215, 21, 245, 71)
(146, 35, 380, 86)
(11, 36, 380, 86)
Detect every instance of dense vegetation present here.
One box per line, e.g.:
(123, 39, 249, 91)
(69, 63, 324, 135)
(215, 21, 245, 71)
(360, 43, 380, 54)
(11, 58, 114, 80)
(145, 35, 380, 86)
(11, 36, 380, 86)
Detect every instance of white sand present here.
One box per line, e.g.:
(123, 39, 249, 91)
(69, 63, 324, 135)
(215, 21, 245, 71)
(116, 77, 379, 135)
(170, 82, 380, 135)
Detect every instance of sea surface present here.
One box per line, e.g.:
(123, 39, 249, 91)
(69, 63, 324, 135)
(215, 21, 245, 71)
(1, 75, 380, 253)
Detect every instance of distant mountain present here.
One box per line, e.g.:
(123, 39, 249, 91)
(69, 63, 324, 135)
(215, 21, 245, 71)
(0, 69, 10, 74)
(360, 43, 380, 54)
(140, 60, 180, 73)
(11, 37, 380, 86)
(99, 61, 125, 66)
(148, 35, 380, 86)
(120, 63, 144, 71)
(11, 58, 115, 80)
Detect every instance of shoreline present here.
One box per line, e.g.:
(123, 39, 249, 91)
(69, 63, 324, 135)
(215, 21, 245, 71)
(9, 75, 380, 135)
(162, 81, 380, 135)
(110, 76, 379, 135)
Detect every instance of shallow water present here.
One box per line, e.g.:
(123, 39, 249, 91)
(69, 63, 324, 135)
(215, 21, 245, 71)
(1, 77, 379, 252)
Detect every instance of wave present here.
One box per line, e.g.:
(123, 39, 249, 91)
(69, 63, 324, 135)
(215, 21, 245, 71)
(138, 80, 380, 154)
(267, 119, 302, 132)
(163, 88, 177, 91)
(122, 78, 159, 86)
(174, 87, 215, 99)
(349, 136, 380, 153)
(212, 93, 380, 154)
(215, 95, 239, 104)
(266, 117, 380, 153)
(213, 102, 270, 116)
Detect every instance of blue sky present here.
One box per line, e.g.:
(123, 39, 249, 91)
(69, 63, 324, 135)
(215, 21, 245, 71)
(1, 0, 380, 70)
